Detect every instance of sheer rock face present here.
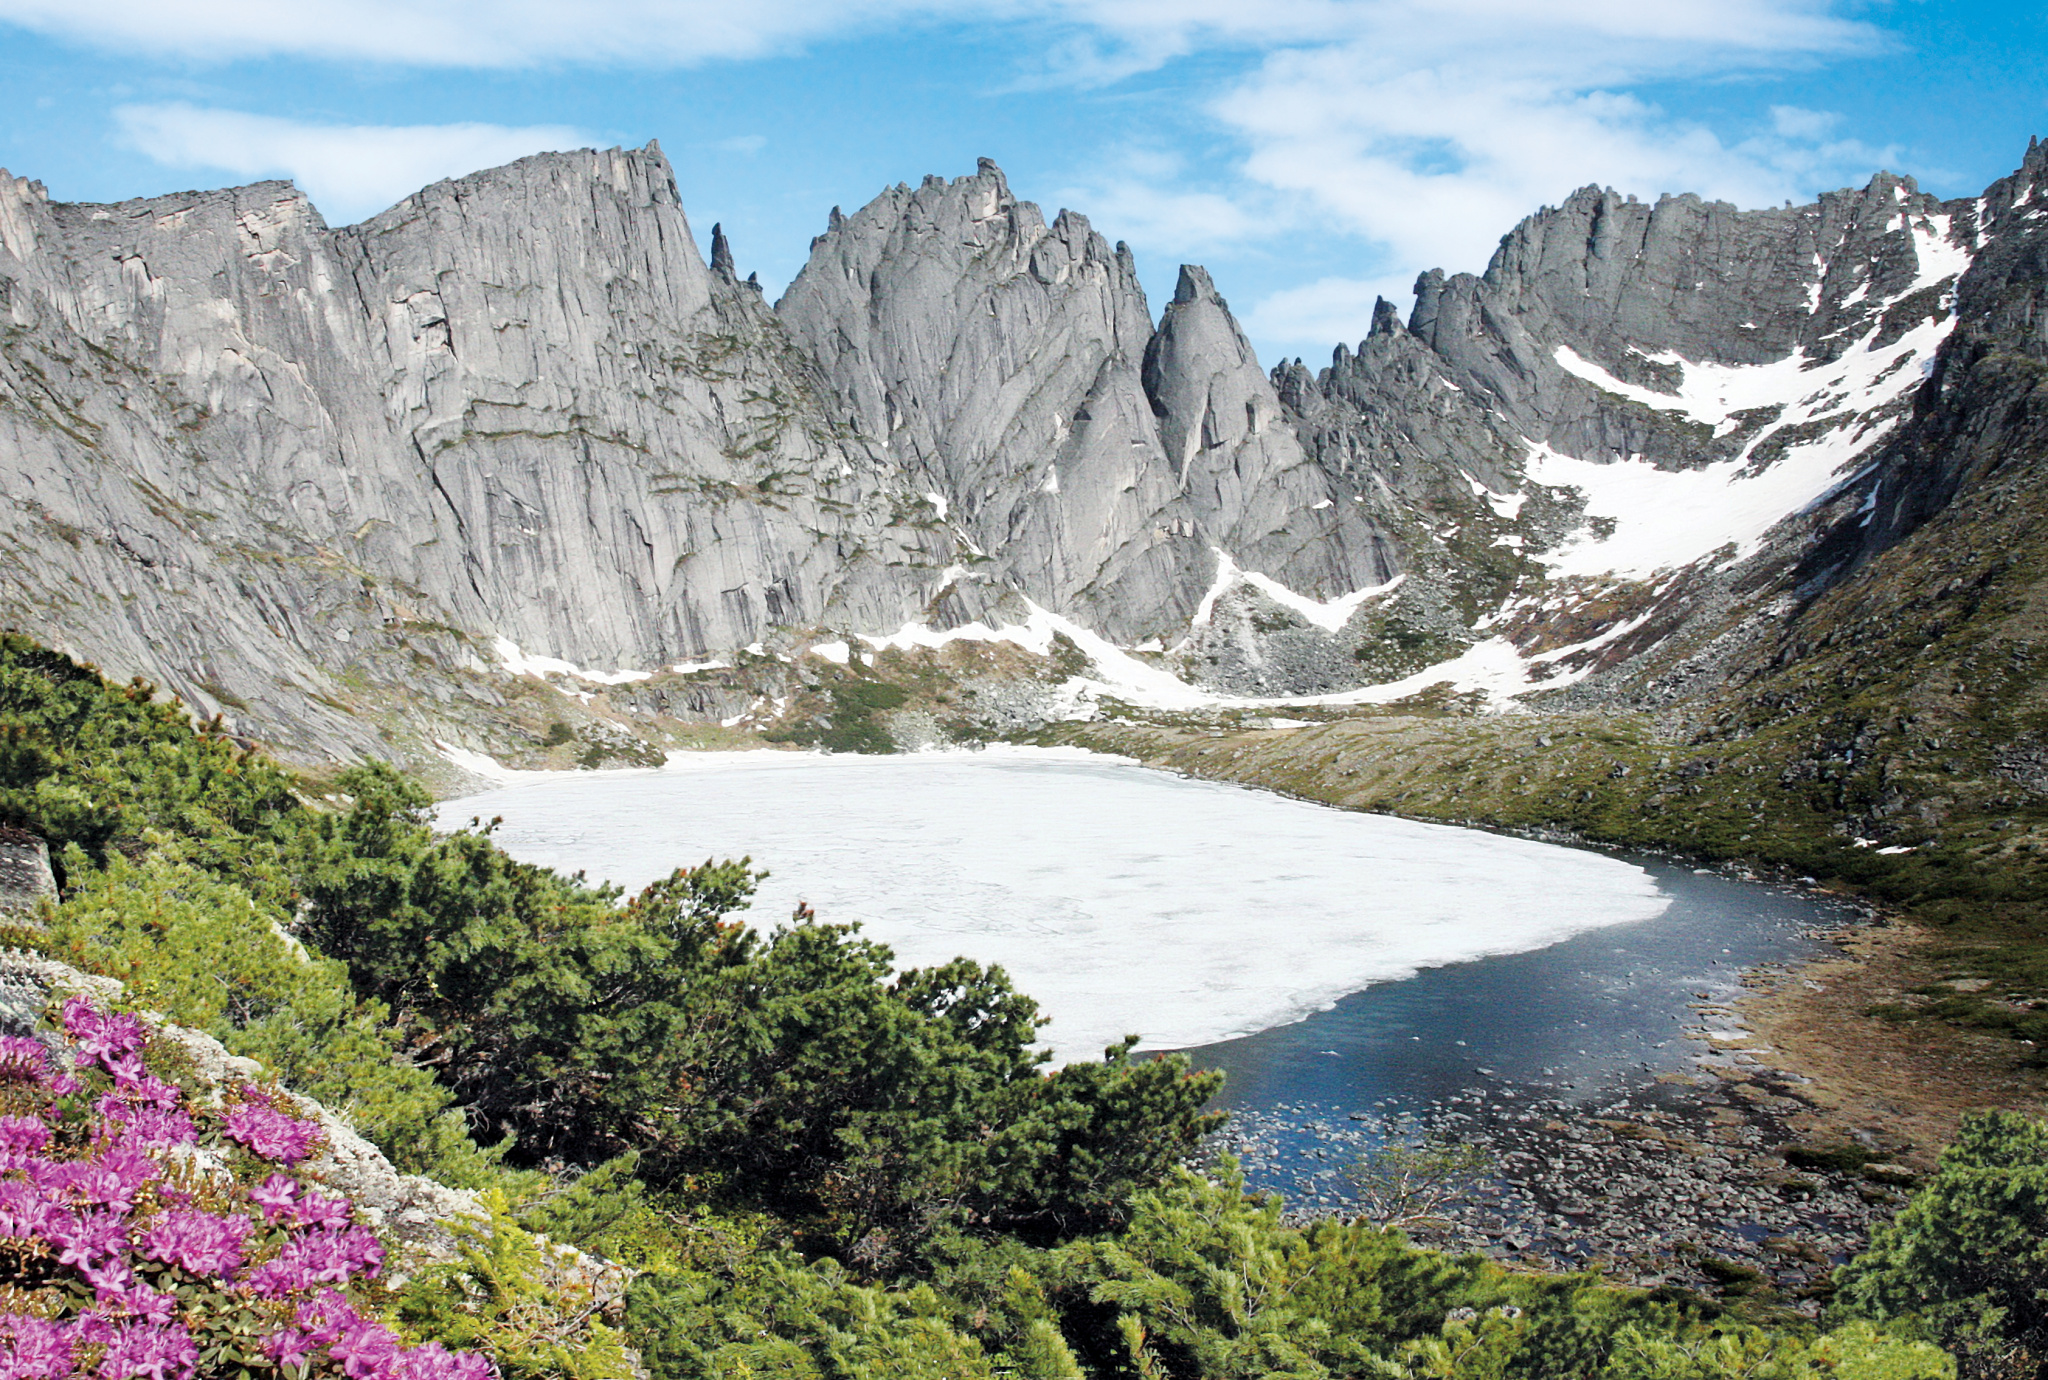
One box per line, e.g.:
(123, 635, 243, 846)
(0, 146, 952, 757)
(0, 140, 2031, 753)
(777, 161, 1197, 641)
(777, 163, 1393, 643)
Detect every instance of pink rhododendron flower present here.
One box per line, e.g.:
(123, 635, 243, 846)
(94, 1150, 160, 1196)
(292, 1189, 352, 1231)
(94, 1284, 176, 1326)
(35, 1155, 150, 1213)
(0, 1314, 76, 1380)
(80, 1258, 134, 1293)
(243, 1226, 385, 1296)
(0, 1181, 57, 1240)
(251, 1174, 299, 1222)
(139, 1211, 248, 1280)
(264, 1328, 316, 1369)
(330, 1318, 401, 1380)
(0, 1035, 48, 1082)
(0, 1114, 50, 1168)
(222, 1101, 320, 1166)
(61, 1001, 146, 1070)
(47, 1210, 129, 1271)
(100, 1107, 193, 1152)
(97, 1321, 196, 1380)
(291, 1293, 357, 1348)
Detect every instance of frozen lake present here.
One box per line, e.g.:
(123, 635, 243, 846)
(439, 747, 1675, 1062)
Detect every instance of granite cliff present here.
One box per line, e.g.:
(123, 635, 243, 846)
(0, 138, 2038, 768)
(0, 145, 957, 760)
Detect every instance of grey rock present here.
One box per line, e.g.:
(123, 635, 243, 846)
(778, 163, 1392, 649)
(0, 828, 53, 917)
(0, 146, 957, 761)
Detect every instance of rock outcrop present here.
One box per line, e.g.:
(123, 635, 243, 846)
(0, 137, 2039, 754)
(0, 828, 54, 917)
(777, 162, 1390, 645)
(0, 145, 954, 759)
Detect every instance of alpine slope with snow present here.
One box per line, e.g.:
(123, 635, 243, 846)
(4, 136, 2046, 762)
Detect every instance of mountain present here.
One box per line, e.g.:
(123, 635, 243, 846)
(0, 138, 2034, 776)
(0, 146, 955, 760)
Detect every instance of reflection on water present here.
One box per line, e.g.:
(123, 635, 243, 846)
(1179, 858, 1856, 1201)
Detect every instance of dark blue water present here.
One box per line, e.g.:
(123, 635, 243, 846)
(1177, 855, 1860, 1203)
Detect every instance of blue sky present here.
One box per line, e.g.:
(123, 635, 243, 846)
(0, 1, 2041, 366)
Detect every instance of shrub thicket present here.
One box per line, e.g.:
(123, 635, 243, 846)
(0, 633, 2004, 1380)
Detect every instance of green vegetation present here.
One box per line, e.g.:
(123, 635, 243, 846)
(0, 629, 2030, 1379)
(766, 672, 910, 752)
(1836, 1110, 2048, 1380)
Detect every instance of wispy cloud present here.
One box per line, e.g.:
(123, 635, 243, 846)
(1199, 2, 1894, 354)
(3, 0, 939, 66)
(113, 105, 591, 224)
(1243, 277, 1397, 357)
(1054, 148, 1273, 266)
(3, 0, 1876, 71)
(56, 1, 1907, 360)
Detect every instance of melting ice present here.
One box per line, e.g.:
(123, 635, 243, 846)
(441, 748, 1671, 1063)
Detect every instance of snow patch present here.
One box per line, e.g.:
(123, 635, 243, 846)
(1464, 473, 1527, 520)
(808, 640, 851, 665)
(1534, 260, 1968, 580)
(923, 491, 949, 519)
(494, 636, 653, 686)
(1190, 551, 1404, 634)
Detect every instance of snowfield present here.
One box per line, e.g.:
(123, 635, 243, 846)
(441, 748, 1671, 1063)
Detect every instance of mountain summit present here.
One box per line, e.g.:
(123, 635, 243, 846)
(0, 142, 2030, 767)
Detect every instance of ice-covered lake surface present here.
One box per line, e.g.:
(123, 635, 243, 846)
(441, 747, 1691, 1063)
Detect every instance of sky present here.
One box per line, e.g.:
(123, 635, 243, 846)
(0, 1, 2042, 367)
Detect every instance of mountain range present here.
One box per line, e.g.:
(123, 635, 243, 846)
(2, 137, 2042, 791)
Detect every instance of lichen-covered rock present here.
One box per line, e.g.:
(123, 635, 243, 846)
(0, 828, 54, 917)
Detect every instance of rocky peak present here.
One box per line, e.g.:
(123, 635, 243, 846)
(777, 160, 1200, 638)
(0, 142, 953, 760)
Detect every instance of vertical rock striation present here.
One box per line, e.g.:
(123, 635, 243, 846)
(777, 161, 1392, 645)
(0, 146, 953, 757)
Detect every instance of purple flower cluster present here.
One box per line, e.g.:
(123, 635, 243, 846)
(268, 1293, 490, 1380)
(59, 1000, 145, 1068)
(0, 1036, 47, 1083)
(223, 1091, 322, 1167)
(0, 997, 494, 1380)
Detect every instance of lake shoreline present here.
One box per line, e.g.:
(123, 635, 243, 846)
(1203, 929, 1919, 1308)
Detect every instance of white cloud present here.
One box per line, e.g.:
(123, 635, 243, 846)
(1054, 148, 1270, 262)
(1190, 1, 1897, 353)
(4, 0, 898, 66)
(113, 104, 592, 224)
(1770, 104, 1841, 140)
(0, 0, 1878, 70)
